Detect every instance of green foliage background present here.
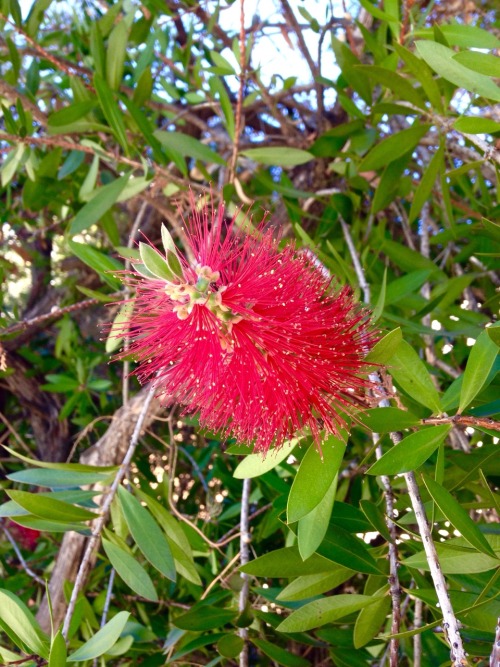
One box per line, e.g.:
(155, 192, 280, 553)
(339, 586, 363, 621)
(0, 0, 499, 665)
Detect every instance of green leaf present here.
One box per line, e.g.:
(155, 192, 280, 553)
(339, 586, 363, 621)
(358, 407, 419, 433)
(422, 476, 497, 558)
(389, 339, 442, 413)
(365, 328, 402, 364)
(454, 117, 500, 135)
(459, 329, 499, 413)
(69, 174, 130, 235)
(385, 269, 432, 305)
(102, 539, 158, 601)
(453, 51, 500, 78)
(318, 527, 383, 575)
(233, 438, 298, 479)
(416, 24, 500, 49)
(240, 547, 341, 578)
(106, 302, 133, 354)
(354, 588, 391, 649)
(0, 589, 49, 659)
(358, 124, 430, 172)
(106, 20, 128, 91)
(47, 101, 96, 128)
(6, 490, 98, 523)
(217, 634, 244, 659)
(67, 612, 130, 662)
(252, 638, 310, 667)
(240, 147, 314, 167)
(138, 242, 176, 281)
(161, 223, 178, 254)
(173, 606, 237, 631)
(118, 486, 176, 582)
(276, 594, 379, 633)
(371, 267, 386, 323)
(277, 567, 354, 601)
(486, 323, 500, 347)
(154, 130, 226, 165)
(415, 41, 500, 102)
(68, 241, 123, 288)
(409, 145, 444, 223)
(404, 538, 500, 574)
(287, 435, 346, 523)
(94, 74, 129, 150)
(359, 500, 392, 543)
(356, 65, 426, 110)
(1, 445, 117, 473)
(367, 425, 451, 475)
(7, 468, 111, 488)
(298, 473, 337, 560)
(49, 630, 67, 667)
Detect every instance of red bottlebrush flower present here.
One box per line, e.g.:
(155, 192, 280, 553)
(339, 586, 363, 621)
(115, 197, 375, 454)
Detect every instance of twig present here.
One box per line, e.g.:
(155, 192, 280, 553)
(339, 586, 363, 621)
(61, 384, 156, 639)
(92, 568, 116, 667)
(228, 0, 246, 184)
(414, 597, 423, 667)
(200, 551, 241, 600)
(421, 415, 500, 431)
(1, 296, 113, 338)
(1, 522, 46, 586)
(0, 411, 35, 456)
(238, 477, 251, 667)
(403, 465, 468, 665)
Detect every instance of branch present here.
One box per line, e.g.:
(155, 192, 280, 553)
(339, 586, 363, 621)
(238, 477, 251, 667)
(228, 0, 247, 185)
(61, 384, 156, 639)
(422, 415, 500, 431)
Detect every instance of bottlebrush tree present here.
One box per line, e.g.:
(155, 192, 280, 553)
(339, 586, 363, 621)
(0, 1, 499, 666)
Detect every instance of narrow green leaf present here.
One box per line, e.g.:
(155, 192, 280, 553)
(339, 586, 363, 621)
(298, 474, 337, 560)
(0, 589, 49, 659)
(358, 407, 419, 433)
(49, 630, 67, 667)
(106, 303, 132, 354)
(252, 638, 310, 667)
(67, 612, 130, 662)
(118, 487, 176, 581)
(138, 242, 175, 281)
(318, 527, 383, 575)
(359, 500, 392, 543)
(356, 65, 426, 109)
(7, 468, 111, 488)
(94, 74, 129, 150)
(385, 269, 432, 305)
(102, 539, 158, 601)
(453, 51, 500, 78)
(69, 174, 129, 235)
(359, 124, 430, 172)
(409, 145, 444, 223)
(276, 594, 379, 633)
(277, 567, 354, 601)
(6, 490, 98, 523)
(166, 249, 184, 278)
(422, 476, 497, 558)
(240, 147, 314, 167)
(415, 41, 500, 102)
(233, 439, 298, 479)
(371, 267, 386, 323)
(154, 130, 226, 165)
(389, 339, 442, 413)
(404, 538, 499, 574)
(173, 606, 237, 631)
(48, 101, 96, 128)
(367, 425, 451, 476)
(459, 329, 499, 413)
(454, 117, 500, 135)
(365, 328, 402, 364)
(354, 587, 391, 648)
(240, 547, 341, 578)
(106, 20, 128, 91)
(287, 435, 346, 524)
(161, 223, 178, 254)
(68, 241, 123, 288)
(1, 445, 117, 473)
